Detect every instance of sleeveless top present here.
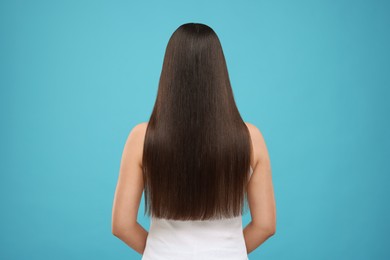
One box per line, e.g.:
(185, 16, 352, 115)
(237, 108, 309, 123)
(142, 166, 254, 260)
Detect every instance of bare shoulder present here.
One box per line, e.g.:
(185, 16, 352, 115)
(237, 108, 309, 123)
(129, 122, 148, 141)
(244, 122, 271, 170)
(132, 121, 148, 133)
(123, 122, 148, 167)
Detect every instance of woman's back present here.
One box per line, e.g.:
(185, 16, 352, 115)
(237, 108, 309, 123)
(142, 167, 253, 260)
(112, 121, 276, 258)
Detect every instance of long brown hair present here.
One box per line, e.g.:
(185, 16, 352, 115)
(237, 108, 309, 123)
(142, 23, 252, 221)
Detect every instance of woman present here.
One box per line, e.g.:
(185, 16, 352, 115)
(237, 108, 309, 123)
(112, 22, 276, 259)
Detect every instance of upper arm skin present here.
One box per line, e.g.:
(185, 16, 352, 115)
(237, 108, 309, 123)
(245, 122, 277, 234)
(111, 122, 148, 235)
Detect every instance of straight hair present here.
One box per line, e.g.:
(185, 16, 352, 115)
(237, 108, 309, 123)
(142, 23, 252, 221)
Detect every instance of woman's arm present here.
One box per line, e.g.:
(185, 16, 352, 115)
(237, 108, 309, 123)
(112, 222, 148, 255)
(243, 221, 275, 254)
(243, 123, 277, 254)
(111, 122, 149, 254)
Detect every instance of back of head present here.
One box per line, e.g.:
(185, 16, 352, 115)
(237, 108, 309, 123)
(142, 23, 252, 221)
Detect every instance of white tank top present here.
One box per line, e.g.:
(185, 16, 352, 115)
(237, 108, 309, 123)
(142, 166, 253, 260)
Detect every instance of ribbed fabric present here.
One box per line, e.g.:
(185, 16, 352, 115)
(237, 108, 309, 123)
(142, 167, 253, 260)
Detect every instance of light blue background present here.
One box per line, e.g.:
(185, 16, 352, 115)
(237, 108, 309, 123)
(1, 0, 389, 259)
